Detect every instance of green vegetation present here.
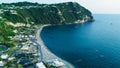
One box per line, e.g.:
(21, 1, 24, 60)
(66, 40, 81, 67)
(0, 2, 94, 67)
(1, 2, 94, 25)
(4, 58, 17, 68)
(0, 19, 16, 47)
(17, 64, 23, 68)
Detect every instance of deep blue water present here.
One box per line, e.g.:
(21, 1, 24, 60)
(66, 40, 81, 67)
(41, 14, 120, 68)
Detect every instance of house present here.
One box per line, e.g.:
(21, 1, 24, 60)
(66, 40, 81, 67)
(33, 25, 38, 29)
(26, 38, 30, 40)
(13, 30, 18, 33)
(13, 35, 22, 41)
(28, 41, 33, 44)
(0, 17, 2, 19)
(22, 35, 25, 38)
(29, 35, 35, 39)
(33, 43, 37, 46)
(0, 10, 3, 14)
(1, 54, 8, 59)
(33, 53, 38, 56)
(36, 62, 46, 68)
(8, 36, 13, 39)
(10, 10, 17, 14)
(0, 61, 4, 66)
(8, 57, 15, 61)
(19, 39, 22, 41)
(21, 45, 29, 50)
(25, 35, 28, 38)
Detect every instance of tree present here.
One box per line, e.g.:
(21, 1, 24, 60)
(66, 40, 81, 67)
(0, 19, 8, 44)
(0, 19, 15, 46)
(18, 64, 23, 68)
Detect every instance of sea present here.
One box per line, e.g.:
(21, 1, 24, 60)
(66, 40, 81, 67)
(41, 14, 120, 68)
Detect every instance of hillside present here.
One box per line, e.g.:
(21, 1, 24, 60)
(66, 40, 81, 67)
(0, 2, 94, 25)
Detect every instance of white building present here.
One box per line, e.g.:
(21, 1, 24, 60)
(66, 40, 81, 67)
(33, 53, 38, 56)
(0, 9, 3, 14)
(0, 61, 4, 66)
(1, 54, 8, 59)
(36, 62, 46, 68)
(21, 45, 29, 50)
(22, 35, 25, 38)
(0, 17, 2, 19)
(8, 57, 15, 61)
(25, 35, 28, 38)
(29, 35, 35, 39)
(13, 30, 18, 33)
(33, 43, 37, 46)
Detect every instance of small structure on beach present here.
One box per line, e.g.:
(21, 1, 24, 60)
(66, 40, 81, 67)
(36, 62, 46, 68)
(46, 59, 65, 67)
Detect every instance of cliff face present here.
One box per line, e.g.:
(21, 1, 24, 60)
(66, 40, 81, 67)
(0, 2, 94, 25)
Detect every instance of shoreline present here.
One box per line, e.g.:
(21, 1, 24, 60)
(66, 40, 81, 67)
(36, 24, 75, 68)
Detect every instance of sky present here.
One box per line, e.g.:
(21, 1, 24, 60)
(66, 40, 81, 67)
(0, 0, 120, 14)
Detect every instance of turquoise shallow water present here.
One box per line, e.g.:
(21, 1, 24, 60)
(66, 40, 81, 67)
(41, 14, 120, 68)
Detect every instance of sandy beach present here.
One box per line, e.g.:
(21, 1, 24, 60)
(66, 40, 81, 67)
(36, 24, 75, 68)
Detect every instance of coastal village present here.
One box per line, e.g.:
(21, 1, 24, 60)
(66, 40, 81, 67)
(0, 3, 66, 68)
(0, 1, 90, 68)
(0, 22, 65, 68)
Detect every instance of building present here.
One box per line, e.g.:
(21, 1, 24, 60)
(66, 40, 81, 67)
(0, 16, 2, 19)
(29, 35, 35, 39)
(10, 10, 17, 14)
(1, 54, 8, 59)
(13, 30, 18, 33)
(33, 43, 37, 46)
(21, 45, 29, 50)
(0, 9, 3, 14)
(0, 61, 4, 66)
(8, 57, 15, 61)
(36, 62, 46, 68)
(46, 59, 65, 67)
